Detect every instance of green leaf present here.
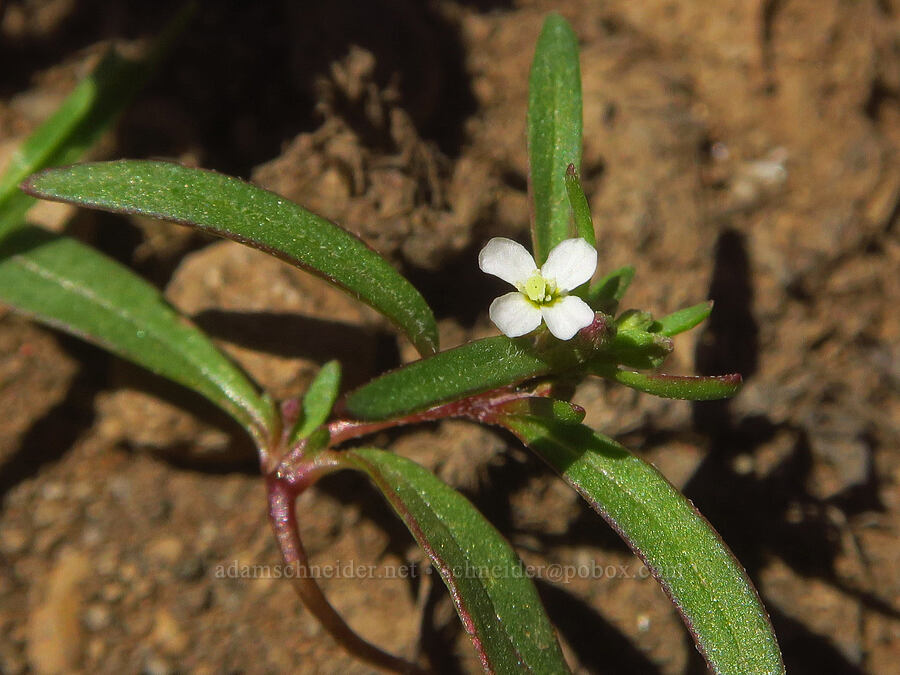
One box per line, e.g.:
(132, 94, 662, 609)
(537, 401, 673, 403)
(0, 226, 273, 445)
(22, 160, 439, 356)
(0, 5, 193, 238)
(651, 301, 713, 337)
(498, 413, 784, 675)
(528, 13, 582, 264)
(289, 360, 341, 444)
(343, 335, 586, 421)
(563, 164, 595, 247)
(593, 367, 742, 400)
(343, 448, 570, 674)
(586, 266, 634, 313)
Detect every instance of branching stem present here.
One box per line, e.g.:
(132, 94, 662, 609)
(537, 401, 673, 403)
(264, 385, 552, 673)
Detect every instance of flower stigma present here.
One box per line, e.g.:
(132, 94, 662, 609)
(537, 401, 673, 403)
(521, 273, 555, 305)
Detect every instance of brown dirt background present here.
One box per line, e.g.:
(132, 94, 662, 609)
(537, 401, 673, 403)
(1, 0, 899, 673)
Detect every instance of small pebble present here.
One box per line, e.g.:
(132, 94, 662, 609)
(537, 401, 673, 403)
(731, 454, 755, 475)
(26, 550, 90, 674)
(142, 653, 173, 675)
(108, 476, 132, 502)
(41, 482, 66, 501)
(146, 536, 183, 566)
(119, 562, 140, 583)
(151, 609, 189, 656)
(83, 604, 111, 631)
(101, 582, 125, 604)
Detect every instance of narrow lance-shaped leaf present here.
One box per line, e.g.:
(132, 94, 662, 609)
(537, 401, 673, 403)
(344, 337, 554, 420)
(651, 301, 712, 337)
(23, 160, 439, 356)
(528, 13, 582, 264)
(496, 409, 784, 675)
(592, 366, 742, 400)
(0, 4, 193, 237)
(342, 332, 604, 421)
(342, 448, 570, 674)
(289, 360, 341, 444)
(0, 227, 274, 445)
(564, 164, 595, 247)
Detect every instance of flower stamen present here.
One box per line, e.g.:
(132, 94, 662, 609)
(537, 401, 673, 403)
(520, 273, 555, 304)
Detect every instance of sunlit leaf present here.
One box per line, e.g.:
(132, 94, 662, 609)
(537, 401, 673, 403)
(528, 13, 582, 264)
(343, 448, 570, 673)
(592, 367, 742, 400)
(0, 227, 273, 445)
(651, 301, 713, 337)
(343, 335, 587, 421)
(497, 411, 784, 675)
(23, 160, 439, 356)
(289, 360, 341, 444)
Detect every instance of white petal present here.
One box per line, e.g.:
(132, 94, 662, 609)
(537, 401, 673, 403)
(478, 237, 537, 287)
(541, 296, 595, 340)
(540, 238, 598, 292)
(489, 292, 542, 337)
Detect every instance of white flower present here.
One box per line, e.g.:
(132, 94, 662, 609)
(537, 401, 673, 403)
(479, 237, 597, 340)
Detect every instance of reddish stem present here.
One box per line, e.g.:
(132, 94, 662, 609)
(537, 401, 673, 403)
(265, 386, 547, 672)
(278, 386, 537, 474)
(266, 470, 428, 674)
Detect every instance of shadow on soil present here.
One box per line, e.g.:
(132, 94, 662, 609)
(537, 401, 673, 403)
(1, 0, 479, 175)
(685, 228, 889, 672)
(0, 336, 105, 500)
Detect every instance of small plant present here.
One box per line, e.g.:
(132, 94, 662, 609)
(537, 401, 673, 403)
(0, 14, 784, 674)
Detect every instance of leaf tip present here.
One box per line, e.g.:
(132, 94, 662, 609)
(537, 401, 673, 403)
(19, 165, 69, 201)
(722, 372, 742, 388)
(543, 11, 572, 31)
(18, 173, 42, 198)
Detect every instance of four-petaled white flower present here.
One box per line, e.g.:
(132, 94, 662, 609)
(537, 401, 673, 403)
(479, 237, 597, 340)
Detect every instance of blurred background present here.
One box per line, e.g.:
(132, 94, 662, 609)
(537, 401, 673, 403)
(1, 1, 898, 672)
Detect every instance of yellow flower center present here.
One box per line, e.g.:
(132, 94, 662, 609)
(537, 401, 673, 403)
(521, 273, 556, 304)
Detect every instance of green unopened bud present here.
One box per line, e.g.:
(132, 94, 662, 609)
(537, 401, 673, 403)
(616, 309, 654, 331)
